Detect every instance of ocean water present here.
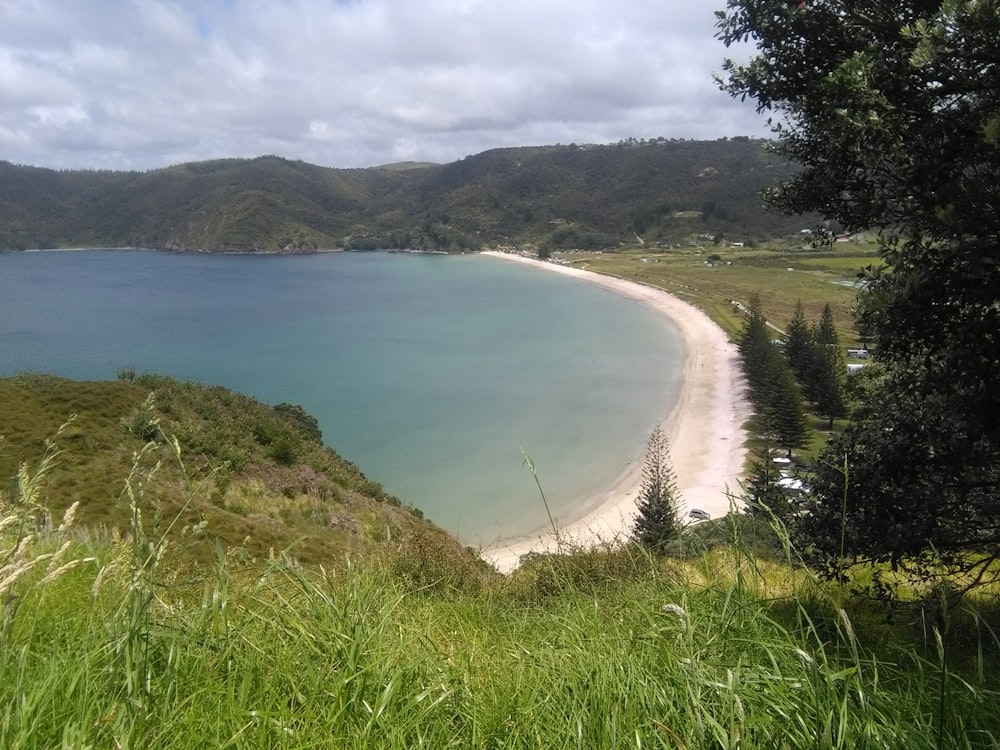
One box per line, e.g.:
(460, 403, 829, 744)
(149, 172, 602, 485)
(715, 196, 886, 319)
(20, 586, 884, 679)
(0, 249, 683, 544)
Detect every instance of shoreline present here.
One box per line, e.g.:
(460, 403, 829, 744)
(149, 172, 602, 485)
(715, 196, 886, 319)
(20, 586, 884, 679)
(479, 251, 751, 573)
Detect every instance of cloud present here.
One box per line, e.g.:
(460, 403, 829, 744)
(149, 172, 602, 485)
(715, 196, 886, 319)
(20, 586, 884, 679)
(0, 0, 768, 170)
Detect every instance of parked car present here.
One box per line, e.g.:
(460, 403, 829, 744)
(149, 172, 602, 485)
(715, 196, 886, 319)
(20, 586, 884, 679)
(688, 508, 711, 521)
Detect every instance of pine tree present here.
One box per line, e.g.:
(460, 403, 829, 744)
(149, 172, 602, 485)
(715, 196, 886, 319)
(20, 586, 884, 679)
(744, 429, 793, 519)
(739, 294, 773, 401)
(815, 303, 839, 348)
(784, 301, 814, 385)
(807, 304, 847, 428)
(762, 346, 810, 452)
(632, 426, 681, 553)
(812, 343, 848, 429)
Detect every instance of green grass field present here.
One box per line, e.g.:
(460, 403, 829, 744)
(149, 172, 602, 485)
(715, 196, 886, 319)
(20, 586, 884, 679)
(556, 243, 881, 344)
(4, 459, 999, 749)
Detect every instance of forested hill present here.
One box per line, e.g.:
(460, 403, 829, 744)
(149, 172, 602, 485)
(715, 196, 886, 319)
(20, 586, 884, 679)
(0, 138, 811, 253)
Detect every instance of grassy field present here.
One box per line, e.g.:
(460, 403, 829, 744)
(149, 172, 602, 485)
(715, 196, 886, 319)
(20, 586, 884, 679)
(554, 243, 882, 344)
(3, 453, 999, 749)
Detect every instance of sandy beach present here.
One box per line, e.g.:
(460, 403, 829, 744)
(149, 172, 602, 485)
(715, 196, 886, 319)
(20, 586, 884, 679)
(480, 251, 751, 573)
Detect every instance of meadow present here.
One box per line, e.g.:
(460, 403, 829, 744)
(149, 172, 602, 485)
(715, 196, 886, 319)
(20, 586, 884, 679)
(561, 242, 880, 344)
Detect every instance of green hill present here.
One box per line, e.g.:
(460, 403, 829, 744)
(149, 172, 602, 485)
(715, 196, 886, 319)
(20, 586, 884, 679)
(0, 372, 481, 571)
(0, 138, 812, 253)
(2, 372, 998, 747)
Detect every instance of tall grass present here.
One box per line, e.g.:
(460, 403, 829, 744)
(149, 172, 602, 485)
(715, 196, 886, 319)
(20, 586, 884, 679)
(1, 437, 998, 747)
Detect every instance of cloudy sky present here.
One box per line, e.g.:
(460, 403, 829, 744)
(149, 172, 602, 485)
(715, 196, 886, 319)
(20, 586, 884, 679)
(0, 0, 768, 171)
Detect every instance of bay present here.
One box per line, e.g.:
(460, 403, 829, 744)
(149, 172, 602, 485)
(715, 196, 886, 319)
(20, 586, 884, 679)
(0, 249, 683, 544)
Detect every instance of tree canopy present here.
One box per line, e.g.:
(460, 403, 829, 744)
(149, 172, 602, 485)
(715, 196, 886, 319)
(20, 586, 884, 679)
(718, 0, 1000, 590)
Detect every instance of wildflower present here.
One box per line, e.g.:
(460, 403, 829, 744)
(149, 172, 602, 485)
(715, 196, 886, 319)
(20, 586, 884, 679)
(660, 603, 688, 620)
(794, 648, 816, 668)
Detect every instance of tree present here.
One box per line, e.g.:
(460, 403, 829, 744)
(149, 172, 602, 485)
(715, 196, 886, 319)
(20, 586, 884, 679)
(717, 0, 1000, 588)
(738, 293, 773, 399)
(813, 304, 838, 350)
(743, 428, 794, 520)
(760, 346, 810, 452)
(810, 340, 848, 428)
(807, 304, 848, 428)
(797, 375, 1000, 588)
(632, 427, 682, 552)
(783, 301, 813, 385)
(740, 295, 810, 453)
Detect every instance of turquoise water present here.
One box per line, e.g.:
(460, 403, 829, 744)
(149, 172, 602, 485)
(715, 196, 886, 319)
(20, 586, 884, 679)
(0, 249, 683, 544)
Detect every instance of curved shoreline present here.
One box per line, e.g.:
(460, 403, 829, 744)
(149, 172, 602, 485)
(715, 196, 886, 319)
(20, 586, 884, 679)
(479, 251, 750, 573)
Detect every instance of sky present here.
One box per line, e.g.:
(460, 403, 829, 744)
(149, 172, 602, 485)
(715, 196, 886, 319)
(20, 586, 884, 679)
(0, 0, 769, 171)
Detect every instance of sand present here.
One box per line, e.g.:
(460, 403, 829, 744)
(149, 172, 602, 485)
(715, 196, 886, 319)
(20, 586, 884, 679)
(479, 251, 751, 573)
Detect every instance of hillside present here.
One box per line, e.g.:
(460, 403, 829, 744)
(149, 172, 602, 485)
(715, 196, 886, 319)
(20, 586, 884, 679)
(0, 138, 812, 253)
(0, 372, 482, 571)
(3, 373, 998, 747)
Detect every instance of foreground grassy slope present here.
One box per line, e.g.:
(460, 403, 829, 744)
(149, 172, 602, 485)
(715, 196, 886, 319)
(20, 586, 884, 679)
(3, 372, 999, 747)
(0, 372, 480, 569)
(4, 515, 999, 748)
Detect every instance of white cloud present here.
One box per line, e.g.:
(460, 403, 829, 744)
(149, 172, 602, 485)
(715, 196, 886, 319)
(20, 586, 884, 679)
(0, 0, 768, 170)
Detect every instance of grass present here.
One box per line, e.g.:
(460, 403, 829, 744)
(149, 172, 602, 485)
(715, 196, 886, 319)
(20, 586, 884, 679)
(0, 373, 476, 568)
(2, 438, 999, 748)
(551, 244, 877, 473)
(557, 244, 881, 345)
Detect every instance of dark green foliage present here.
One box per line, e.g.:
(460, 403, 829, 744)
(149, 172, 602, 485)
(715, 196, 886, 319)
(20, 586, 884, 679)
(761, 348, 810, 450)
(783, 301, 813, 386)
(800, 372, 1000, 587)
(0, 141, 811, 252)
(740, 295, 810, 451)
(814, 303, 839, 349)
(803, 304, 848, 428)
(267, 437, 297, 467)
(810, 344, 847, 429)
(719, 0, 1000, 588)
(272, 402, 323, 444)
(744, 435, 793, 521)
(738, 294, 773, 395)
(632, 427, 681, 552)
(784, 302, 847, 427)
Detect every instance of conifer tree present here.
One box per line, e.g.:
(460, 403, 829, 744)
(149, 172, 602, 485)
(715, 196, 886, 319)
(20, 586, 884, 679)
(762, 346, 810, 452)
(812, 345, 848, 429)
(632, 426, 681, 553)
(807, 304, 848, 428)
(744, 427, 793, 519)
(738, 294, 772, 400)
(814, 303, 839, 348)
(784, 300, 816, 397)
(719, 0, 1000, 585)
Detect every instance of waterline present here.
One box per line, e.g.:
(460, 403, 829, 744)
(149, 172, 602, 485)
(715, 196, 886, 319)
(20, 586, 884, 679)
(0, 249, 684, 544)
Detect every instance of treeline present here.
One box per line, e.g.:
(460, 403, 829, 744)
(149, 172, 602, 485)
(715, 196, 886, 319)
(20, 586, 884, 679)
(739, 296, 849, 448)
(0, 139, 814, 253)
(737, 295, 853, 512)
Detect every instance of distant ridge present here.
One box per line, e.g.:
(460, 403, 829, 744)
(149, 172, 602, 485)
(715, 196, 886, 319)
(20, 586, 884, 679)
(0, 138, 808, 253)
